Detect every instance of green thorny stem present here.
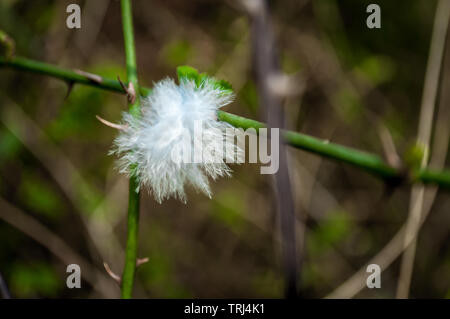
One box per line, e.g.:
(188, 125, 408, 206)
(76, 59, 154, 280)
(2, 57, 450, 189)
(120, 0, 141, 299)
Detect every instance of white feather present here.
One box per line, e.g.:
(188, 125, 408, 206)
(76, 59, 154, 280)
(111, 78, 242, 203)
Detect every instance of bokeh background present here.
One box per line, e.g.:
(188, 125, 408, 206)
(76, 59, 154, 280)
(1, 0, 450, 298)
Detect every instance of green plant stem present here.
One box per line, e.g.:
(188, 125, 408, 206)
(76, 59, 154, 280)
(1, 56, 126, 93)
(217, 111, 399, 180)
(122, 175, 140, 299)
(2, 55, 450, 189)
(120, 0, 141, 299)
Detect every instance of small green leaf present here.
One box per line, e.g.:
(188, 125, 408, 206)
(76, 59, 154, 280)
(213, 79, 233, 93)
(197, 72, 209, 86)
(176, 65, 199, 83)
(177, 65, 233, 94)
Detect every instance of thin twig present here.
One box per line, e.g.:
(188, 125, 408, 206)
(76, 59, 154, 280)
(377, 125, 402, 169)
(0, 197, 118, 298)
(0, 98, 127, 292)
(326, 15, 450, 297)
(396, 0, 450, 298)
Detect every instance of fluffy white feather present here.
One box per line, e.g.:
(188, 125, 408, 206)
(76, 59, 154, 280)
(111, 78, 242, 203)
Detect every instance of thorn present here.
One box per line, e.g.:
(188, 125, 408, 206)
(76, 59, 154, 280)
(96, 115, 127, 130)
(64, 81, 75, 100)
(136, 257, 149, 267)
(117, 76, 136, 104)
(103, 262, 121, 284)
(127, 82, 136, 104)
(117, 75, 128, 92)
(74, 69, 103, 84)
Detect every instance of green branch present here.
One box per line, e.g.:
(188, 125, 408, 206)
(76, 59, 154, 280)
(120, 0, 141, 299)
(217, 112, 398, 181)
(2, 55, 450, 188)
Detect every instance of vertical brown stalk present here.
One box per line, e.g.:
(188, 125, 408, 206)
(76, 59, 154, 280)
(246, 0, 301, 298)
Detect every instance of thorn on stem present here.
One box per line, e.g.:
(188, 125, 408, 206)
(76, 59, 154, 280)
(136, 257, 149, 267)
(74, 69, 103, 84)
(96, 115, 127, 130)
(117, 76, 136, 104)
(64, 81, 75, 100)
(127, 82, 136, 104)
(103, 258, 147, 285)
(103, 262, 121, 284)
(117, 75, 128, 92)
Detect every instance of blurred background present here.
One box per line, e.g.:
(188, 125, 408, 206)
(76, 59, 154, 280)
(1, 0, 450, 298)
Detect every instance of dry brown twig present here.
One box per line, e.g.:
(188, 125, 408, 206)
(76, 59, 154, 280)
(396, 0, 450, 299)
(0, 197, 118, 298)
(0, 98, 129, 287)
(326, 2, 450, 296)
(243, 0, 301, 298)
